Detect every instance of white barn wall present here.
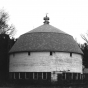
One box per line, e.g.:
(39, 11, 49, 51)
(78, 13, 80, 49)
(9, 52, 82, 73)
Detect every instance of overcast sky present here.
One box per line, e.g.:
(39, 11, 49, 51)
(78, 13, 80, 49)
(0, 0, 88, 44)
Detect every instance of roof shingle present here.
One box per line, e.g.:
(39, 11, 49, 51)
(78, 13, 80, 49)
(9, 24, 83, 54)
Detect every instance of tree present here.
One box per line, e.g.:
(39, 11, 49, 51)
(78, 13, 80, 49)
(79, 43, 88, 67)
(0, 9, 16, 82)
(81, 33, 88, 44)
(80, 32, 88, 68)
(0, 9, 16, 37)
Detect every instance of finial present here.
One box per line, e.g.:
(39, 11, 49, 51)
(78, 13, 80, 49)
(43, 13, 50, 24)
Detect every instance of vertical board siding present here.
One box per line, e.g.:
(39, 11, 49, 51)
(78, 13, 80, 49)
(9, 52, 82, 73)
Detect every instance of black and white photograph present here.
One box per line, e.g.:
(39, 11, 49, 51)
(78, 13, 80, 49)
(0, 0, 88, 88)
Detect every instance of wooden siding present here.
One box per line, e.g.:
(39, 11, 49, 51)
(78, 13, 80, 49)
(9, 52, 82, 73)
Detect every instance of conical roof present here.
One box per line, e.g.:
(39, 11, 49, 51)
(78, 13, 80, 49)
(29, 24, 66, 34)
(9, 16, 83, 54)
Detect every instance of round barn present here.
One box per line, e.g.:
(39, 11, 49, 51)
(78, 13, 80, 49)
(9, 15, 83, 84)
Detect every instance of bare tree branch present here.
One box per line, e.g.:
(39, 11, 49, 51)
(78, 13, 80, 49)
(0, 9, 16, 37)
(81, 34, 88, 44)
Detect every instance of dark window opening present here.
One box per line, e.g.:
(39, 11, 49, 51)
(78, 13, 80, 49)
(47, 72, 51, 80)
(28, 52, 30, 55)
(50, 52, 53, 56)
(38, 72, 42, 80)
(70, 53, 72, 57)
(30, 72, 33, 79)
(62, 73, 66, 80)
(77, 73, 80, 80)
(33, 72, 38, 80)
(43, 72, 47, 80)
(20, 72, 25, 79)
(82, 74, 84, 80)
(73, 73, 76, 80)
(58, 74, 62, 81)
(66, 73, 71, 80)
(15, 72, 19, 79)
(71, 73, 73, 79)
(25, 72, 29, 79)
